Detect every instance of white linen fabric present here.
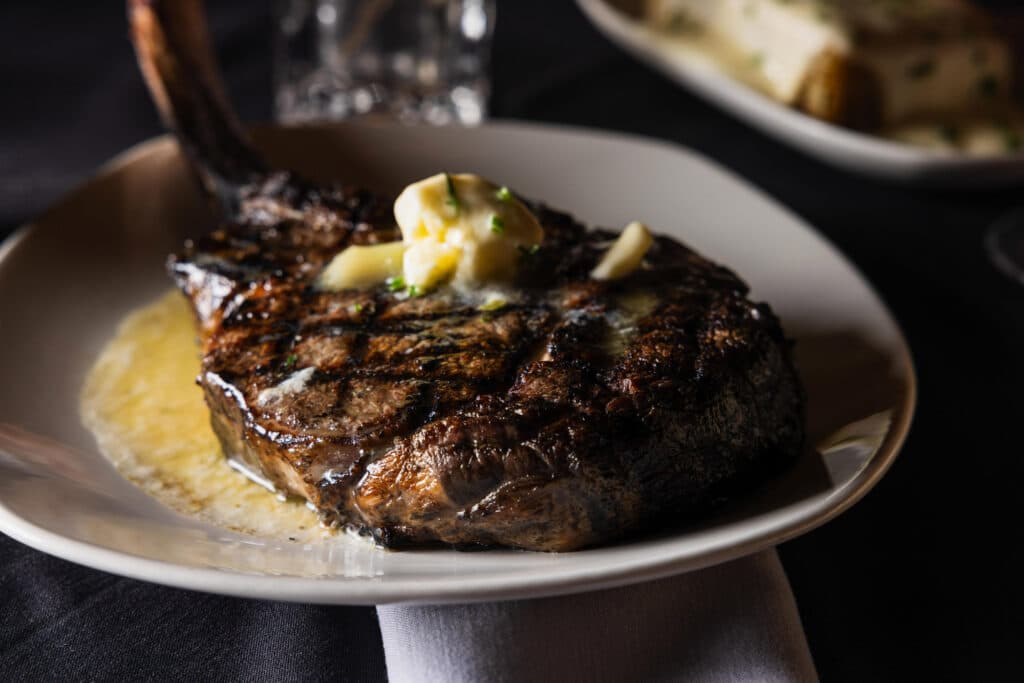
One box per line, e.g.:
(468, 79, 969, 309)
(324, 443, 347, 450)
(377, 549, 817, 682)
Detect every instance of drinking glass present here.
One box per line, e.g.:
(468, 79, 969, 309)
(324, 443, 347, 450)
(274, 0, 496, 125)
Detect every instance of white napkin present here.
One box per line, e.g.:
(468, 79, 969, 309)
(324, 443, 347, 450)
(377, 549, 817, 683)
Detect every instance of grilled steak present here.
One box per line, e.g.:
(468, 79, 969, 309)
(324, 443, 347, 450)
(129, 0, 804, 551)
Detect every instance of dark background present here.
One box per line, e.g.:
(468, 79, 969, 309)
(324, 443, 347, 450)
(2, 1, 1023, 680)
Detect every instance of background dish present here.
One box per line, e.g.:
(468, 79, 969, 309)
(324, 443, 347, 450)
(0, 122, 914, 605)
(577, 0, 1024, 187)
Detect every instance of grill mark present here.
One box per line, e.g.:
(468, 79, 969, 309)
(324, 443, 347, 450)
(339, 290, 381, 372)
(298, 312, 546, 343)
(374, 308, 487, 324)
(298, 318, 482, 337)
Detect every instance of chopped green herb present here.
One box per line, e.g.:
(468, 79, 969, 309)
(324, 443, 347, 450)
(978, 75, 1000, 97)
(407, 284, 422, 297)
(906, 59, 935, 80)
(284, 354, 298, 367)
(495, 186, 513, 201)
(386, 276, 406, 292)
(481, 314, 493, 323)
(489, 214, 505, 234)
(518, 244, 541, 257)
(352, 302, 363, 313)
(444, 173, 460, 213)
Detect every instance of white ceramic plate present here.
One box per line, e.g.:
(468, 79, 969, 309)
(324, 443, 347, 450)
(0, 122, 914, 605)
(577, 0, 1024, 187)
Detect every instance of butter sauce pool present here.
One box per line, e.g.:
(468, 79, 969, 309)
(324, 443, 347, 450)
(80, 291, 326, 542)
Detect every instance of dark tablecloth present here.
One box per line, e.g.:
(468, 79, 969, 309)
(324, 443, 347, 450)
(2, 1, 1022, 680)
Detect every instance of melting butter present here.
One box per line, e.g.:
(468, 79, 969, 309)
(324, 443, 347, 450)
(317, 241, 405, 291)
(591, 221, 654, 281)
(396, 173, 545, 291)
(604, 290, 659, 357)
(80, 291, 324, 542)
(319, 173, 544, 294)
(257, 366, 316, 406)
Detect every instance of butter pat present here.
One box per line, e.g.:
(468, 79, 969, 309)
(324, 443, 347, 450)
(317, 241, 405, 291)
(394, 173, 544, 291)
(591, 222, 653, 281)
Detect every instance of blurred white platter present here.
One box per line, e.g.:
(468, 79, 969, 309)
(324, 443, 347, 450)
(577, 0, 1024, 187)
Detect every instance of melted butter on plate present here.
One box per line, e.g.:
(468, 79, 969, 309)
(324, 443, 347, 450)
(80, 291, 325, 542)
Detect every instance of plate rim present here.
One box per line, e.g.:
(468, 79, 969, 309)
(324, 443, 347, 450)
(0, 121, 916, 605)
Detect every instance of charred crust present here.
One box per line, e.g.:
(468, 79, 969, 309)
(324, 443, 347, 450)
(177, 172, 805, 552)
